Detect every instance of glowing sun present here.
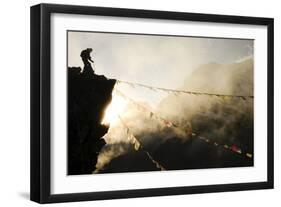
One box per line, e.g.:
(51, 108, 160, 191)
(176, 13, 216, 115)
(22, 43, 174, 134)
(102, 91, 128, 125)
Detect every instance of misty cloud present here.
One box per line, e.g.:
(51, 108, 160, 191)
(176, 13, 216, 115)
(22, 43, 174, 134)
(95, 58, 254, 173)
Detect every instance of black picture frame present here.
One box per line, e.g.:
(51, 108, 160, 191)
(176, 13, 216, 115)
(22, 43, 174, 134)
(30, 3, 274, 204)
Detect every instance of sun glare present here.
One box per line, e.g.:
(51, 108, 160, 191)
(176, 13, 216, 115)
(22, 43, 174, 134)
(102, 90, 128, 126)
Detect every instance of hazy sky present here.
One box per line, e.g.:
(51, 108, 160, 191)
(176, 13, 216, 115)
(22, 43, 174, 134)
(68, 31, 253, 108)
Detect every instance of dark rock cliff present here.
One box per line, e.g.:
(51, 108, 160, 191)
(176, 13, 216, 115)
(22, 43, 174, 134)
(67, 66, 116, 175)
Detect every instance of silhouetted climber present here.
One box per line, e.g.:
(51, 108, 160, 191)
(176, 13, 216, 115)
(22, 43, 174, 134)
(81, 48, 95, 77)
(81, 48, 94, 65)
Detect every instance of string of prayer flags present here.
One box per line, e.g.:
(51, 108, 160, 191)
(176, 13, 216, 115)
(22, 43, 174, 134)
(117, 79, 254, 100)
(118, 115, 166, 171)
(194, 132, 252, 159)
(116, 89, 253, 160)
(145, 152, 166, 171)
(116, 89, 178, 128)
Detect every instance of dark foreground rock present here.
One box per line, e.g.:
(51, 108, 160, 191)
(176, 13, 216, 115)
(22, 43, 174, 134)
(67, 66, 116, 175)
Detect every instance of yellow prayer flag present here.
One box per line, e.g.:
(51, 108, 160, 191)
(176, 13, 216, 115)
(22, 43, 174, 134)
(134, 141, 140, 151)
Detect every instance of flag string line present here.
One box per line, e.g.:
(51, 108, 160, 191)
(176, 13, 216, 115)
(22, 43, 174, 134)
(118, 115, 166, 171)
(115, 88, 253, 159)
(116, 80, 254, 100)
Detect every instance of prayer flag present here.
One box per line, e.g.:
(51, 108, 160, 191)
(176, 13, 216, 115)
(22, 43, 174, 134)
(134, 140, 140, 150)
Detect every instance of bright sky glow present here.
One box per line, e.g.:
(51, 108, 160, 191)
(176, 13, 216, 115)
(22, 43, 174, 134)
(68, 31, 253, 126)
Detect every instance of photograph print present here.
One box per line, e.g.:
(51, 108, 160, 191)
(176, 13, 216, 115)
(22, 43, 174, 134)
(67, 31, 254, 175)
